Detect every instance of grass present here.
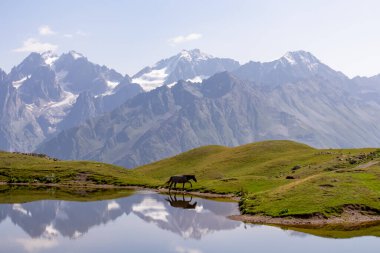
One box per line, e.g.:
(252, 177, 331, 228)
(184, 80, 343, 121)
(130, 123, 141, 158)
(1, 140, 380, 219)
(0, 151, 145, 186)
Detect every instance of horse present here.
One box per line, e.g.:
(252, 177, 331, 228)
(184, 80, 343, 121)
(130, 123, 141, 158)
(165, 193, 197, 209)
(165, 175, 197, 191)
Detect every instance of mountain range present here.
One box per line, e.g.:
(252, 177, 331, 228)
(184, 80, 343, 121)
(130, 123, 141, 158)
(1, 49, 380, 168)
(0, 51, 142, 152)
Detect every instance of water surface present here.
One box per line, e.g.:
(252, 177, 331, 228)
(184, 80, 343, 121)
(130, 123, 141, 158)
(0, 191, 379, 253)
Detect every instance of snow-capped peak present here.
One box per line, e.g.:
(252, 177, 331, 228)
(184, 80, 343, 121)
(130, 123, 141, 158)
(132, 49, 238, 91)
(41, 51, 59, 66)
(282, 52, 297, 65)
(178, 49, 212, 61)
(281, 51, 320, 66)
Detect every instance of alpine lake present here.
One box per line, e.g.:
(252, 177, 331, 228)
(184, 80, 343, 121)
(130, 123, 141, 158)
(0, 186, 379, 253)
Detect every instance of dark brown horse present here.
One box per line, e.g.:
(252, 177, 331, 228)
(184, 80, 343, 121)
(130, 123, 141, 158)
(165, 193, 197, 209)
(165, 175, 197, 191)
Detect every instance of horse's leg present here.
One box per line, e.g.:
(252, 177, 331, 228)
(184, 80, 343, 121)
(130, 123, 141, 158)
(183, 182, 185, 191)
(174, 182, 177, 190)
(169, 181, 173, 192)
(169, 191, 175, 201)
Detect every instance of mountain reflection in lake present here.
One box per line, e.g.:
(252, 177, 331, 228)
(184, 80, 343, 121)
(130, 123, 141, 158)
(0, 191, 379, 253)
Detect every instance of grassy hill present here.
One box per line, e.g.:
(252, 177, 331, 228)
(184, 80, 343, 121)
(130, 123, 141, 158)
(1, 140, 380, 219)
(133, 140, 380, 217)
(0, 151, 143, 186)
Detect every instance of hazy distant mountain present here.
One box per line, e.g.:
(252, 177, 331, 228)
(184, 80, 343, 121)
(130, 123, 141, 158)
(233, 50, 348, 87)
(352, 74, 380, 105)
(132, 49, 240, 91)
(37, 52, 380, 167)
(0, 51, 143, 151)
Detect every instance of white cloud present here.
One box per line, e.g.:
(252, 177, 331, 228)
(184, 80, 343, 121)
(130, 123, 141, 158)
(13, 38, 58, 53)
(169, 33, 202, 44)
(16, 238, 59, 253)
(39, 25, 56, 36)
(63, 34, 73, 38)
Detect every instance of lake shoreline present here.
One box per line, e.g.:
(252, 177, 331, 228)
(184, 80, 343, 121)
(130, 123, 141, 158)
(229, 208, 380, 227)
(0, 182, 240, 200)
(2, 182, 380, 228)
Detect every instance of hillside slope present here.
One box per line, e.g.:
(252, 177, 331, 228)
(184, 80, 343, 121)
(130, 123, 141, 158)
(0, 151, 142, 186)
(133, 140, 380, 217)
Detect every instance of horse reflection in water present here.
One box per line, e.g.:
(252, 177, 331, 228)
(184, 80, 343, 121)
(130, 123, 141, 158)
(166, 193, 197, 209)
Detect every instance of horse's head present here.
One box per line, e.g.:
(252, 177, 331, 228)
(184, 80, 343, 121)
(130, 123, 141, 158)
(185, 175, 197, 182)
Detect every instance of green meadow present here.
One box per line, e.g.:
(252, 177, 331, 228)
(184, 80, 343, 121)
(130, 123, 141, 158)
(1, 140, 380, 218)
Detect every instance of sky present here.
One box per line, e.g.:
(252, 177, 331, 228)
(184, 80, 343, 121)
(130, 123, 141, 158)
(1, 0, 380, 78)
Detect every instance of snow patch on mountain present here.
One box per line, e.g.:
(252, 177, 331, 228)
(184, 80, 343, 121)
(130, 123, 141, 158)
(106, 80, 119, 90)
(41, 51, 59, 66)
(281, 51, 321, 71)
(283, 52, 297, 65)
(166, 82, 176, 88)
(132, 68, 168, 91)
(24, 89, 78, 134)
(179, 49, 211, 61)
(12, 204, 31, 216)
(69, 50, 84, 60)
(186, 75, 206, 83)
(12, 75, 30, 89)
(98, 80, 121, 96)
(107, 201, 120, 211)
(49, 90, 78, 109)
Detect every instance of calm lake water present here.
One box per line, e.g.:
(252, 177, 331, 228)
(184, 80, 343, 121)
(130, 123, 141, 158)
(0, 191, 379, 253)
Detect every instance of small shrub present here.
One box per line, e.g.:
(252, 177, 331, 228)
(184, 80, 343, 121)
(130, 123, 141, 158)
(348, 159, 357, 164)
